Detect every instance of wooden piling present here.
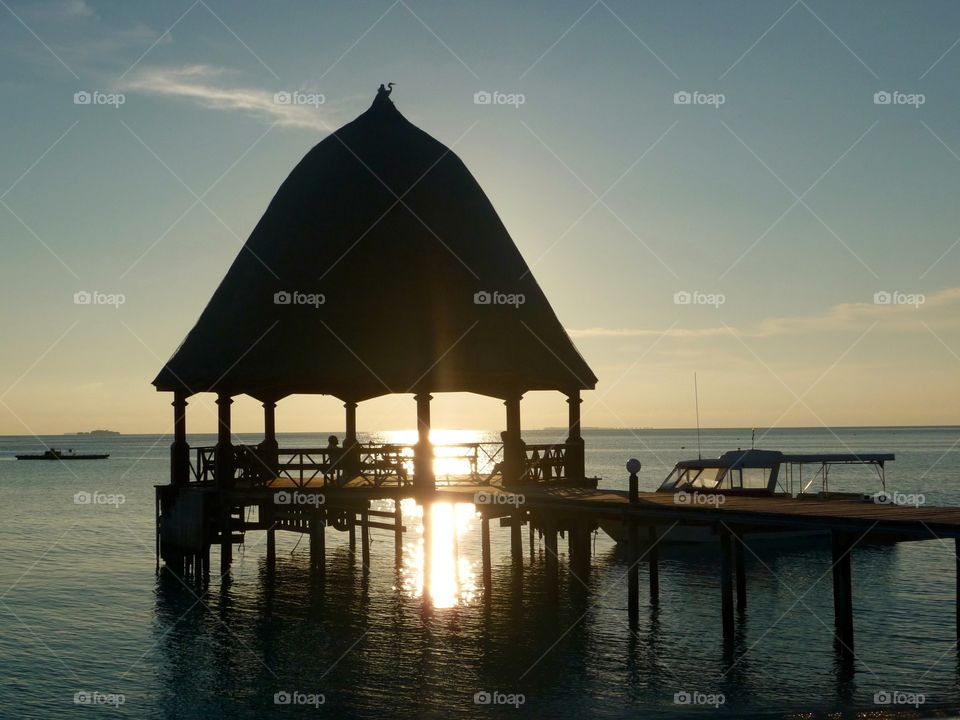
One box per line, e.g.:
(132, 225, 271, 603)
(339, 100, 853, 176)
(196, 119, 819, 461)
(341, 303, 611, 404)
(734, 532, 746, 611)
(528, 519, 535, 562)
(544, 522, 559, 591)
(627, 520, 639, 625)
(832, 531, 854, 658)
(361, 509, 370, 571)
(394, 500, 403, 567)
(511, 513, 523, 568)
(956, 537, 960, 640)
(481, 515, 492, 592)
(348, 512, 356, 551)
(720, 528, 735, 641)
(647, 525, 660, 604)
(310, 510, 325, 576)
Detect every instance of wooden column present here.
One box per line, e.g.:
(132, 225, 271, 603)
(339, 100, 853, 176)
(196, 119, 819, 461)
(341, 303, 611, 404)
(481, 515, 492, 592)
(503, 393, 524, 485)
(720, 527, 735, 641)
(413, 393, 435, 493)
(215, 393, 234, 488)
(565, 390, 585, 483)
(216, 393, 233, 574)
(343, 400, 361, 480)
(266, 526, 276, 567)
(528, 518, 536, 562)
(348, 513, 356, 551)
(171, 391, 190, 485)
(261, 400, 279, 478)
(832, 531, 854, 658)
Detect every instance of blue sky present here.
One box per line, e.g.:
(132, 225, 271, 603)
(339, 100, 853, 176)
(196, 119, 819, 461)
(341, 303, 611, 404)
(2, 0, 959, 434)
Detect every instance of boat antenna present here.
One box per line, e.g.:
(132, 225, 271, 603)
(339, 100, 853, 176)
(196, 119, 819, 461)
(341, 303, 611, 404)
(751, 427, 756, 449)
(694, 372, 702, 460)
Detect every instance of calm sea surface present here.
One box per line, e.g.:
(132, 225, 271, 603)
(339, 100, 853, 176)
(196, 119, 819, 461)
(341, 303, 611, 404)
(2, 426, 960, 719)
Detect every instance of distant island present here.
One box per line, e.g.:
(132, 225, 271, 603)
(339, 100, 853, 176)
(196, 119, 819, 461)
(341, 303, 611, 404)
(67, 430, 120, 436)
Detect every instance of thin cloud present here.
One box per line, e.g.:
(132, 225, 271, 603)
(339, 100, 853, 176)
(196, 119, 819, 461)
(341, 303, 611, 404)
(569, 287, 960, 339)
(124, 65, 335, 131)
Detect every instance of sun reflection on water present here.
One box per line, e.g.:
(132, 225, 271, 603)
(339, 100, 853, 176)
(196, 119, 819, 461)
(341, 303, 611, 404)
(400, 499, 478, 609)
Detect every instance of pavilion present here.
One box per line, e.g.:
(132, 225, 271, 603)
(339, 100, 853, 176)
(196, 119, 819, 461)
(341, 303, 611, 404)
(154, 85, 597, 495)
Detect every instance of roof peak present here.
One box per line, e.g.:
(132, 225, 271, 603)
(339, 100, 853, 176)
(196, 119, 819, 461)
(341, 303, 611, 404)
(370, 82, 397, 112)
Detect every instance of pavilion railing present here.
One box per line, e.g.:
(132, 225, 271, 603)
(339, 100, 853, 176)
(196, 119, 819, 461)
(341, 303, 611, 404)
(523, 443, 569, 483)
(187, 442, 511, 488)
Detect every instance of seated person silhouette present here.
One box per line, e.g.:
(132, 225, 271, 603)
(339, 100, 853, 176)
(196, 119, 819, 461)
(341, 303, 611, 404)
(325, 435, 343, 484)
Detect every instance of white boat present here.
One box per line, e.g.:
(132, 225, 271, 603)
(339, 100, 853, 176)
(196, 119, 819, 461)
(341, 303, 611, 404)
(599, 449, 896, 545)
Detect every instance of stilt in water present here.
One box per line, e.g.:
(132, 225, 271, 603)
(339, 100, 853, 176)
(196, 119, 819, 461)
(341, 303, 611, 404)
(627, 520, 639, 626)
(832, 531, 854, 659)
(361, 508, 371, 572)
(348, 512, 356, 552)
(394, 499, 403, 567)
(481, 515, 492, 593)
(720, 527, 735, 642)
(528, 518, 536, 562)
(511, 512, 523, 569)
(648, 525, 660, 604)
(734, 531, 746, 611)
(310, 509, 326, 577)
(544, 521, 559, 593)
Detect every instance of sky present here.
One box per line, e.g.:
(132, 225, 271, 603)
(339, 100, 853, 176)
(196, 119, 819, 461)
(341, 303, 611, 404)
(1, 0, 959, 435)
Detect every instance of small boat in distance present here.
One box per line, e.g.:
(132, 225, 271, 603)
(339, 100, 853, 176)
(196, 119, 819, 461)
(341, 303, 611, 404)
(16, 449, 109, 460)
(600, 449, 895, 544)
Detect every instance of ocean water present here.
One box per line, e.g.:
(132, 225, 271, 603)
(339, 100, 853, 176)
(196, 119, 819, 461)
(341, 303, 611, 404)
(1, 426, 959, 719)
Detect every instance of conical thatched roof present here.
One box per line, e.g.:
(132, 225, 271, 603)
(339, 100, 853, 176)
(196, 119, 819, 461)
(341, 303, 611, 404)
(153, 89, 596, 402)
